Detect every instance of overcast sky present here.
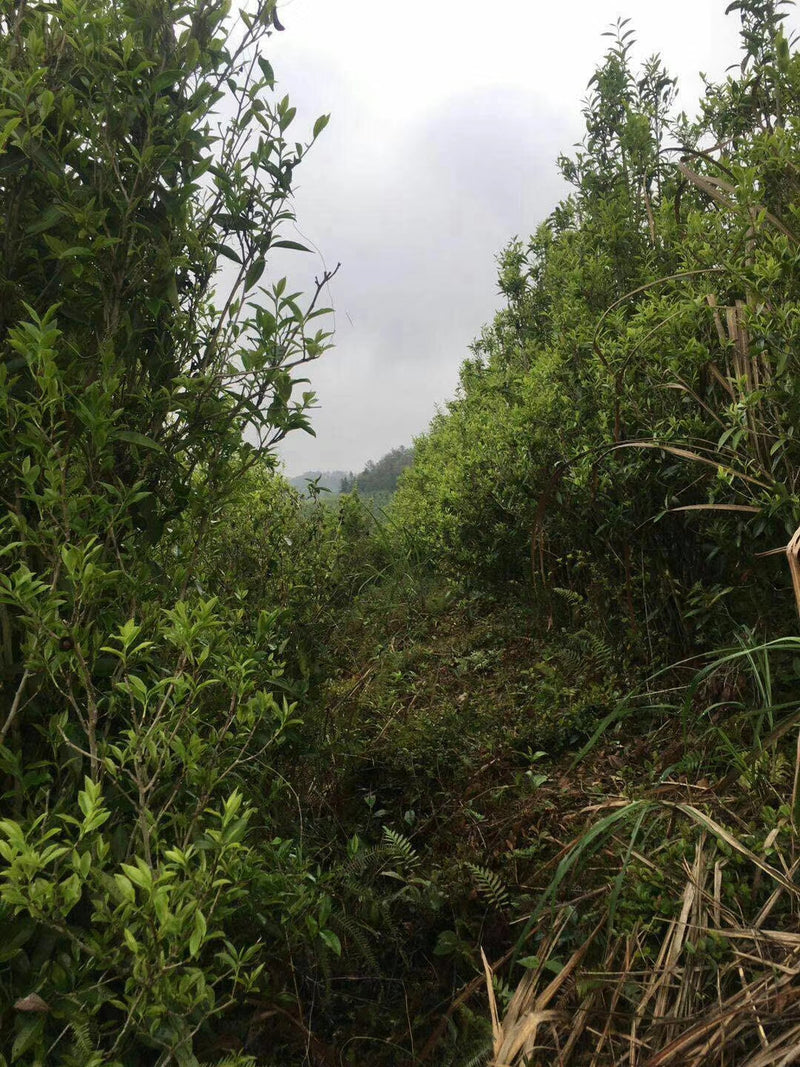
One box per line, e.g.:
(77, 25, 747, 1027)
(266, 0, 796, 477)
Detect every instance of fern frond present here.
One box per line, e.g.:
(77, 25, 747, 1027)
(466, 863, 509, 910)
(461, 1041, 492, 1067)
(69, 1017, 95, 1057)
(342, 842, 384, 880)
(382, 826, 420, 870)
(587, 631, 614, 671)
(332, 911, 379, 972)
(553, 586, 583, 607)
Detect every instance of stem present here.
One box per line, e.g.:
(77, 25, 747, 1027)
(0, 667, 30, 744)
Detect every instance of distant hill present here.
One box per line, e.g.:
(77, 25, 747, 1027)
(288, 447, 415, 499)
(340, 445, 414, 494)
(288, 470, 349, 494)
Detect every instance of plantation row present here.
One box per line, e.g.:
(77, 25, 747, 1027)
(3, 0, 800, 1064)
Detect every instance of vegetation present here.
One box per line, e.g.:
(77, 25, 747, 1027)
(4, 1, 800, 1065)
(339, 445, 415, 496)
(287, 469, 349, 495)
(0, 0, 337, 1062)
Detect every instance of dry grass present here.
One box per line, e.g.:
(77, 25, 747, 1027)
(484, 794, 800, 1066)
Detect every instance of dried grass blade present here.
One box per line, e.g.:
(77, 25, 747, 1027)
(737, 962, 769, 1051)
(677, 162, 800, 244)
(653, 874, 697, 1021)
(790, 526, 800, 620)
(493, 1009, 563, 1066)
(644, 1005, 738, 1066)
(482, 947, 501, 1044)
(677, 161, 738, 211)
(723, 928, 800, 948)
(535, 917, 604, 1012)
(742, 1022, 800, 1066)
(668, 504, 761, 514)
(663, 380, 727, 425)
(706, 297, 730, 353)
(612, 441, 771, 489)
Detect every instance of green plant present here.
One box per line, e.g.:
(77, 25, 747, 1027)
(0, 0, 335, 1061)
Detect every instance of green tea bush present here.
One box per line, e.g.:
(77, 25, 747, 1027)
(0, 0, 337, 1061)
(192, 466, 394, 686)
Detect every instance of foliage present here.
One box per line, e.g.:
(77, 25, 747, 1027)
(192, 462, 394, 686)
(393, 5, 800, 650)
(7, 1, 800, 1064)
(0, 0, 335, 1061)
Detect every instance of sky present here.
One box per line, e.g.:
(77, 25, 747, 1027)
(265, 0, 795, 477)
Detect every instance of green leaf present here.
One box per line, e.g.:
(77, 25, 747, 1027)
(153, 888, 169, 926)
(212, 241, 242, 265)
(25, 140, 62, 176)
(11, 1015, 44, 1062)
(319, 929, 341, 956)
(115, 430, 164, 452)
(55, 246, 92, 259)
(0, 115, 22, 150)
(189, 909, 207, 956)
(244, 257, 265, 291)
(433, 930, 460, 957)
(313, 113, 330, 138)
(152, 69, 183, 94)
(258, 57, 274, 86)
(26, 204, 63, 236)
(114, 874, 136, 905)
(121, 861, 152, 892)
(39, 89, 54, 121)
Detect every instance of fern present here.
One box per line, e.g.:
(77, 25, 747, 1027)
(69, 1017, 95, 1058)
(553, 586, 583, 608)
(460, 1041, 492, 1067)
(342, 842, 385, 880)
(382, 826, 420, 870)
(586, 631, 614, 673)
(332, 910, 379, 973)
(326, 827, 426, 979)
(438, 1003, 493, 1067)
(561, 627, 614, 679)
(561, 644, 583, 677)
(466, 863, 509, 910)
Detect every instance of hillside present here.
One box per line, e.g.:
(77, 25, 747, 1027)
(340, 444, 415, 494)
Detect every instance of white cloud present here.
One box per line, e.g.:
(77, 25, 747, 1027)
(260, 0, 794, 474)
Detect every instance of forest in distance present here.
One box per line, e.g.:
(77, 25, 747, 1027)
(6, 0, 800, 1064)
(288, 446, 415, 503)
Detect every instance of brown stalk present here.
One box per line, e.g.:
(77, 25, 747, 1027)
(785, 525, 800, 619)
(485, 917, 604, 1066)
(612, 441, 771, 490)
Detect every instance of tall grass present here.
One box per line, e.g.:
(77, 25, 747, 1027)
(484, 636, 800, 1065)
